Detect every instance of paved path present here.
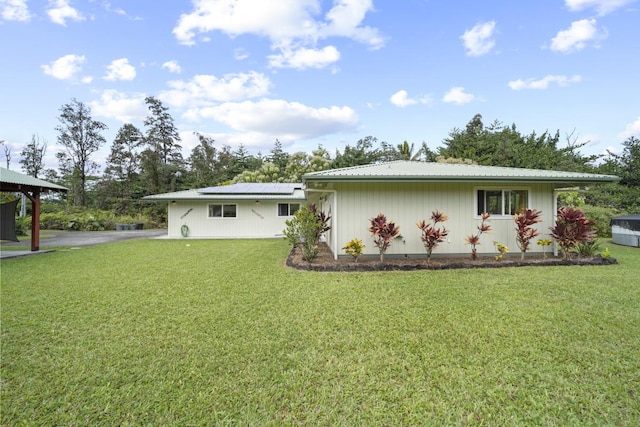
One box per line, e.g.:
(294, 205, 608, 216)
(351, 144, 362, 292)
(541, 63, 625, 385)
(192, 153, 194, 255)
(0, 229, 167, 259)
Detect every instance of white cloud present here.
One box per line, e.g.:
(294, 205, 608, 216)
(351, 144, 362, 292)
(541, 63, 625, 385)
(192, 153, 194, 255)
(41, 54, 87, 80)
(442, 87, 475, 105)
(550, 19, 605, 53)
(389, 90, 431, 107)
(89, 90, 148, 123)
(234, 48, 249, 60)
(104, 58, 136, 81)
(565, 0, 635, 15)
(47, 0, 85, 26)
(461, 21, 496, 57)
(188, 99, 359, 140)
(162, 60, 182, 74)
(172, 0, 383, 68)
(619, 116, 640, 139)
(508, 74, 582, 90)
(160, 71, 271, 108)
(1, 0, 31, 21)
(268, 45, 341, 69)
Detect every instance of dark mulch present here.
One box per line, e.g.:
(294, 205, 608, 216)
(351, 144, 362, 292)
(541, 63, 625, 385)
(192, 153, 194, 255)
(286, 243, 618, 271)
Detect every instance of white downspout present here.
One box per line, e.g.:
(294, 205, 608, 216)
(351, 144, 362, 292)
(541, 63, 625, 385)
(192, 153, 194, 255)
(305, 188, 339, 259)
(553, 189, 559, 257)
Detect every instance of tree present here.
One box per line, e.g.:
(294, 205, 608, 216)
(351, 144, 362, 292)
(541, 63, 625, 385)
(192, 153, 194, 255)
(438, 114, 596, 171)
(19, 134, 47, 178)
(332, 136, 382, 168)
(55, 98, 107, 206)
(268, 139, 290, 171)
(100, 124, 144, 213)
(142, 96, 183, 193)
(187, 133, 218, 187)
(587, 136, 640, 212)
(1, 139, 10, 169)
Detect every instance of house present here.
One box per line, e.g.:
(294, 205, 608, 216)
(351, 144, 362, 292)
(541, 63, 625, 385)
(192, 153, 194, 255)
(143, 182, 305, 238)
(302, 161, 619, 259)
(144, 161, 619, 258)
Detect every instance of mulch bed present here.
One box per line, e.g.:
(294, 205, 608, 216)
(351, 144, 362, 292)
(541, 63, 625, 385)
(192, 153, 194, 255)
(286, 243, 618, 271)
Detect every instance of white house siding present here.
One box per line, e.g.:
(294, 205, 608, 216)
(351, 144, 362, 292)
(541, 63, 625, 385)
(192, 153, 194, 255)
(312, 182, 556, 258)
(167, 200, 293, 239)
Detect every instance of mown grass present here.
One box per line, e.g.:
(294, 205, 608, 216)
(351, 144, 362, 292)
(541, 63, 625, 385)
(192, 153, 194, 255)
(1, 239, 639, 425)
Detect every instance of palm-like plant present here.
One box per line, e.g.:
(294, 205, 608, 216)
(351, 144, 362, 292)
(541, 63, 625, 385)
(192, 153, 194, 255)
(369, 213, 400, 261)
(465, 212, 491, 260)
(550, 207, 596, 259)
(514, 209, 542, 260)
(417, 210, 449, 261)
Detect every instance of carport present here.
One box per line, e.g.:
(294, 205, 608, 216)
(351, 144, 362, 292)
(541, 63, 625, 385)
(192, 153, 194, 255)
(1, 167, 68, 251)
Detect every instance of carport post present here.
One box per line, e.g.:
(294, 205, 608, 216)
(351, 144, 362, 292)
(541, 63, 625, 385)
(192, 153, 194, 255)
(23, 190, 41, 251)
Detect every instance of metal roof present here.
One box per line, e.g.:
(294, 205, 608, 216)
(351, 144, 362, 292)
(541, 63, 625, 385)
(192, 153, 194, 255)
(143, 183, 306, 201)
(303, 161, 620, 185)
(198, 182, 303, 195)
(0, 167, 68, 192)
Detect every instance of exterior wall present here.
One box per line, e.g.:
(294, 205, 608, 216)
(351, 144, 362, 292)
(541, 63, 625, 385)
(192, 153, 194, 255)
(308, 181, 556, 258)
(167, 200, 296, 238)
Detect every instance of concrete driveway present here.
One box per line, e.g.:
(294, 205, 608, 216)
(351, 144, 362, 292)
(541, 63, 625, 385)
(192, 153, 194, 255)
(0, 229, 167, 259)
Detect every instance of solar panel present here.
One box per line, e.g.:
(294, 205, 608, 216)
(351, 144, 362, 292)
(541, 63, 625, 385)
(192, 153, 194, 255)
(198, 183, 302, 195)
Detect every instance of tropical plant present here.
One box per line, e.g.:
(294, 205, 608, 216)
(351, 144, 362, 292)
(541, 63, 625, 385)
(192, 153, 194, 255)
(369, 213, 400, 261)
(550, 207, 596, 259)
(536, 239, 553, 258)
(283, 204, 331, 262)
(309, 203, 331, 243)
(493, 241, 509, 260)
(465, 212, 491, 260)
(416, 210, 449, 261)
(514, 208, 542, 260)
(572, 240, 602, 257)
(342, 238, 366, 262)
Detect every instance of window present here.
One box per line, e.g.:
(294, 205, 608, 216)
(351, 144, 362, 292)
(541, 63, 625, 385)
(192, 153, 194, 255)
(208, 204, 237, 218)
(477, 189, 528, 216)
(278, 203, 300, 217)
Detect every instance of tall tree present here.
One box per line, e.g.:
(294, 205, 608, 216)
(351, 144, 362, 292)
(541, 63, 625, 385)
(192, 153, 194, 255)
(438, 114, 596, 171)
(55, 98, 107, 206)
(268, 139, 290, 170)
(187, 132, 218, 187)
(0, 140, 10, 169)
(142, 96, 183, 193)
(332, 136, 382, 168)
(99, 124, 144, 213)
(19, 134, 47, 177)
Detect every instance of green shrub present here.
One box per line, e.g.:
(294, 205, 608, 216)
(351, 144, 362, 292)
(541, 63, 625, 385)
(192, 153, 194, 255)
(581, 204, 622, 238)
(284, 205, 331, 262)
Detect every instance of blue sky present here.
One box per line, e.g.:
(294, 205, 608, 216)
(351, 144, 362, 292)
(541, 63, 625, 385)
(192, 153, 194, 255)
(1, 0, 639, 171)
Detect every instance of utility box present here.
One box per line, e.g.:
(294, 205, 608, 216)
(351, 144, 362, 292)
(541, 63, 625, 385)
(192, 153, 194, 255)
(610, 214, 640, 247)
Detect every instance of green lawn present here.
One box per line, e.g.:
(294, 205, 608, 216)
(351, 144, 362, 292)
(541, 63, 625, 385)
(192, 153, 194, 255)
(2, 239, 639, 426)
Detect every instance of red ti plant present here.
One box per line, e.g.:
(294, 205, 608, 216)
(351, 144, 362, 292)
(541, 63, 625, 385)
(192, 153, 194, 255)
(309, 203, 331, 242)
(465, 212, 491, 260)
(550, 207, 596, 259)
(417, 210, 449, 261)
(514, 208, 542, 260)
(369, 213, 400, 261)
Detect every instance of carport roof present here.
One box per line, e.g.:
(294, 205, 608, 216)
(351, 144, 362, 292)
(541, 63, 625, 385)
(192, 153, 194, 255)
(0, 167, 68, 192)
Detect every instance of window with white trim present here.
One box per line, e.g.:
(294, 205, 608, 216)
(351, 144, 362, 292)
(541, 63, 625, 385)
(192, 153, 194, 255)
(208, 204, 237, 218)
(278, 203, 300, 217)
(476, 189, 528, 216)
